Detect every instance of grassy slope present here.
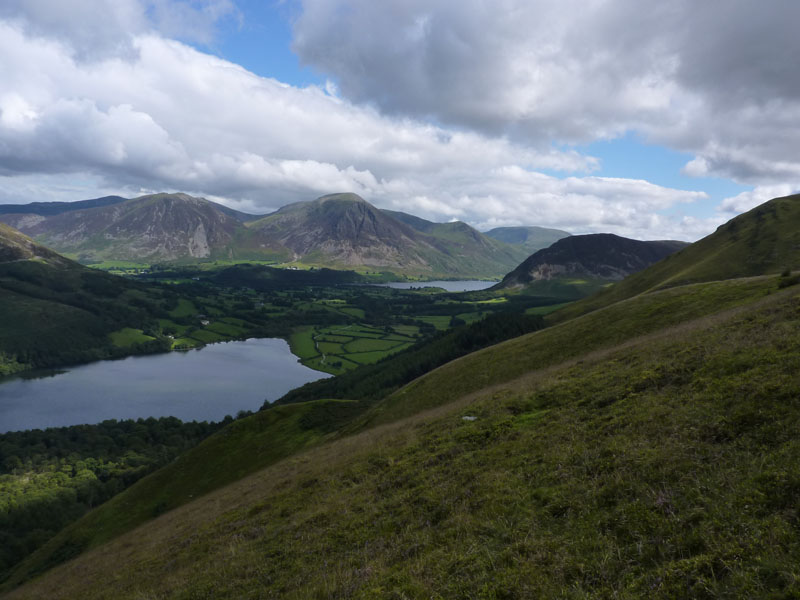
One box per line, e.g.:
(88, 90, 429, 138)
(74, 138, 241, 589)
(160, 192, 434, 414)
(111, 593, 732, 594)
(551, 193, 800, 324)
(2, 400, 358, 590)
(8, 280, 800, 598)
(360, 276, 777, 428)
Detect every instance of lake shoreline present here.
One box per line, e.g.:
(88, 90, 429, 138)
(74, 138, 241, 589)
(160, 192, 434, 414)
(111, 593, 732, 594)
(0, 337, 328, 433)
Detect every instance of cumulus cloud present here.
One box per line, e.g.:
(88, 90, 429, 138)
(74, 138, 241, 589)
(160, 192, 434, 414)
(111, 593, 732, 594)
(718, 184, 800, 217)
(375, 169, 710, 241)
(0, 3, 717, 241)
(293, 0, 800, 186)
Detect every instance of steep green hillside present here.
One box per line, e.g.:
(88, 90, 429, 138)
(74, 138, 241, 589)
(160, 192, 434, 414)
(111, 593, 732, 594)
(551, 193, 800, 322)
(7, 276, 800, 598)
(0, 226, 170, 374)
(362, 275, 775, 427)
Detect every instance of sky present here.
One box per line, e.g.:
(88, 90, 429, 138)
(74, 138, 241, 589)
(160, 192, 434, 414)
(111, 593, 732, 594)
(0, 0, 798, 241)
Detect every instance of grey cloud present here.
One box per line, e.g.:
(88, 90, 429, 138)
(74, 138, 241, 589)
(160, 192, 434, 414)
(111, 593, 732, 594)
(0, 0, 147, 60)
(0, 0, 238, 60)
(293, 0, 800, 185)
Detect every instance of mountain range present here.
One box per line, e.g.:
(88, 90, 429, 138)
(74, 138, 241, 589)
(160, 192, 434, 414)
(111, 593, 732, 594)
(0, 192, 534, 279)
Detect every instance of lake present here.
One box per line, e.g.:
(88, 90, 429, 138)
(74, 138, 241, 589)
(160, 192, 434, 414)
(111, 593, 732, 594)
(0, 338, 328, 433)
(375, 280, 497, 292)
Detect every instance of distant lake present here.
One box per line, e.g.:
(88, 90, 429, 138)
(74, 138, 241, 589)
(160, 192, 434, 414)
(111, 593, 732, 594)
(0, 338, 327, 433)
(375, 280, 497, 292)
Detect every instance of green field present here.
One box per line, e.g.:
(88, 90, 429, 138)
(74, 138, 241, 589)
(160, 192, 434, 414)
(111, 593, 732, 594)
(168, 298, 197, 318)
(287, 324, 418, 374)
(315, 334, 352, 343)
(157, 318, 188, 335)
(343, 337, 401, 353)
(415, 315, 452, 330)
(188, 329, 228, 344)
(171, 337, 202, 349)
(205, 321, 247, 337)
(108, 328, 156, 348)
(220, 317, 248, 327)
(288, 327, 318, 360)
(316, 341, 345, 355)
(347, 345, 413, 365)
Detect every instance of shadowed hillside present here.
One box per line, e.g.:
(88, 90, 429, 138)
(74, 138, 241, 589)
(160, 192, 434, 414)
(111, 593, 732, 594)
(0, 225, 171, 375)
(551, 193, 800, 323)
(493, 233, 687, 299)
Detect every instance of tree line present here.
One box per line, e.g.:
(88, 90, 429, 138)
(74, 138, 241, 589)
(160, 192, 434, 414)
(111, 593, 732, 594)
(0, 416, 225, 581)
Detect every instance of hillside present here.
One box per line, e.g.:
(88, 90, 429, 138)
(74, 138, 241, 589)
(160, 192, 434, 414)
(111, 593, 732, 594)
(484, 225, 571, 253)
(6, 272, 800, 598)
(0, 225, 171, 375)
(551, 193, 800, 323)
(494, 233, 687, 298)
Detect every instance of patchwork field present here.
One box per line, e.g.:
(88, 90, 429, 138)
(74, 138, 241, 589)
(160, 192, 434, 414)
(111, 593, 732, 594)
(289, 323, 420, 374)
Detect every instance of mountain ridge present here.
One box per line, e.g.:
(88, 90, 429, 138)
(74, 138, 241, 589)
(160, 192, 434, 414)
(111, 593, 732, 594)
(0, 192, 532, 278)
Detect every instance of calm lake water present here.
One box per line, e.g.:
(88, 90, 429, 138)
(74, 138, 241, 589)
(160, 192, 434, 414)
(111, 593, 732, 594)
(0, 338, 327, 433)
(376, 280, 496, 292)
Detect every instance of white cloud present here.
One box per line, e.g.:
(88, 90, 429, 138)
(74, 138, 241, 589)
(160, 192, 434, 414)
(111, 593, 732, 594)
(0, 4, 717, 241)
(372, 169, 709, 241)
